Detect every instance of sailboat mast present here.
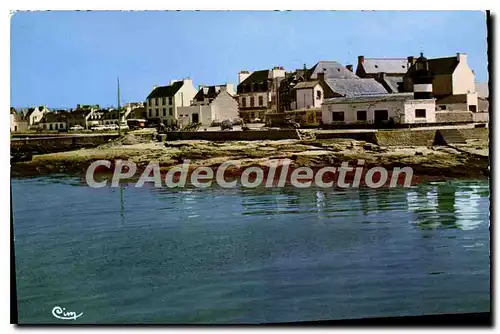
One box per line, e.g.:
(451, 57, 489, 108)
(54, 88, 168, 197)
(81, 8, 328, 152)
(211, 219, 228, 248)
(117, 77, 121, 137)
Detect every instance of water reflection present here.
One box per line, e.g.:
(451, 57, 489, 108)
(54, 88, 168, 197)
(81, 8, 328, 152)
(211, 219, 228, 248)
(145, 180, 490, 232)
(406, 181, 489, 231)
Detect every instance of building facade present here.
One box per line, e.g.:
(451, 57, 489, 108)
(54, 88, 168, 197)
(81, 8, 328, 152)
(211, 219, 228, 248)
(145, 79, 198, 125)
(236, 67, 286, 122)
(177, 86, 239, 127)
(321, 93, 436, 125)
(403, 53, 478, 112)
(39, 111, 69, 130)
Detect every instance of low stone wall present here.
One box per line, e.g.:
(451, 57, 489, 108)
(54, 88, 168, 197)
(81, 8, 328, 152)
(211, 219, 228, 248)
(165, 130, 300, 141)
(11, 134, 120, 155)
(375, 127, 489, 147)
(435, 111, 473, 123)
(375, 129, 437, 147)
(473, 112, 489, 123)
(314, 131, 378, 143)
(458, 128, 489, 141)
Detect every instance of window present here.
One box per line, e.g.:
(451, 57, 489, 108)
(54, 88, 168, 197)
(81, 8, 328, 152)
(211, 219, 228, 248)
(163, 108, 167, 117)
(162, 97, 166, 105)
(357, 110, 367, 121)
(258, 96, 263, 106)
(156, 98, 160, 105)
(156, 108, 159, 117)
(332, 112, 344, 122)
(250, 97, 255, 107)
(149, 110, 152, 117)
(374, 110, 389, 124)
(316, 90, 322, 100)
(415, 109, 426, 118)
(169, 108, 173, 116)
(469, 105, 477, 112)
(241, 97, 246, 108)
(169, 97, 173, 105)
(149, 98, 154, 106)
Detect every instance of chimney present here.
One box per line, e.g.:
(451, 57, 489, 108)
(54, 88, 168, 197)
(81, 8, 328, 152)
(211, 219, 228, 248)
(225, 83, 235, 95)
(238, 70, 251, 84)
(407, 56, 415, 66)
(271, 66, 285, 79)
(457, 52, 467, 63)
(358, 56, 364, 64)
(346, 65, 353, 72)
(317, 72, 325, 81)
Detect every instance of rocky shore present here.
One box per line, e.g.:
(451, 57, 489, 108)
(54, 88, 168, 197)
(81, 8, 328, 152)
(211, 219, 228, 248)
(11, 133, 489, 181)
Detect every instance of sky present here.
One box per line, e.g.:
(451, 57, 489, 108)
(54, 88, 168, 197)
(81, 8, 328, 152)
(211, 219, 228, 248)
(10, 10, 488, 109)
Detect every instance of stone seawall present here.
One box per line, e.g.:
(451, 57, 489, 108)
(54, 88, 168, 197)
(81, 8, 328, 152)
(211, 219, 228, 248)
(375, 127, 489, 147)
(165, 130, 300, 141)
(11, 134, 120, 155)
(435, 111, 473, 123)
(458, 128, 489, 141)
(314, 131, 378, 143)
(375, 129, 437, 147)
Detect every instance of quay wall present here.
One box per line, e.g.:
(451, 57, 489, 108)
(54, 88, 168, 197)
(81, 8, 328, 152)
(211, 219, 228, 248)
(11, 134, 120, 155)
(313, 131, 378, 143)
(165, 130, 300, 141)
(375, 127, 489, 147)
(375, 129, 436, 147)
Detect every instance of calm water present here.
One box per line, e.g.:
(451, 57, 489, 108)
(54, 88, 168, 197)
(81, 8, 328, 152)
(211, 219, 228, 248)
(12, 177, 490, 324)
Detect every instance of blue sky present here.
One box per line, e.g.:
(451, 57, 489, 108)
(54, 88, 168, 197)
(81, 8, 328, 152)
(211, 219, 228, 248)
(11, 10, 488, 109)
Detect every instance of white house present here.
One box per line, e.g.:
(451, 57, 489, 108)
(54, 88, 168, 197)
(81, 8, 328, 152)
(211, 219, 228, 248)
(10, 107, 29, 132)
(145, 78, 198, 125)
(321, 93, 436, 125)
(177, 85, 239, 127)
(22, 106, 50, 128)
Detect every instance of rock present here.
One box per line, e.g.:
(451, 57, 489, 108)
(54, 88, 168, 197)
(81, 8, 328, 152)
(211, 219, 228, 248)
(363, 143, 378, 151)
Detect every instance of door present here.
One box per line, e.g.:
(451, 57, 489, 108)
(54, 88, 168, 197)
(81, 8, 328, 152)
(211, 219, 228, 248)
(192, 113, 199, 124)
(374, 110, 388, 125)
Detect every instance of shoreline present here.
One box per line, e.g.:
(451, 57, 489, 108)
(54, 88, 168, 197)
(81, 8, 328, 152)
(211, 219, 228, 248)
(11, 136, 489, 183)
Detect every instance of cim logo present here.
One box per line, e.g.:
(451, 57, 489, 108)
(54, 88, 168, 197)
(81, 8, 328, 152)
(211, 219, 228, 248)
(52, 306, 83, 320)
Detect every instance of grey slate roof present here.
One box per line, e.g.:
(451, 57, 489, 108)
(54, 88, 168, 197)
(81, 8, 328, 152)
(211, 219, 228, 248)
(308, 61, 359, 79)
(147, 81, 184, 99)
(427, 57, 459, 75)
(294, 81, 320, 89)
(194, 85, 228, 101)
(361, 58, 408, 74)
(324, 93, 416, 104)
(239, 70, 271, 86)
(41, 111, 68, 123)
(324, 78, 388, 97)
(381, 76, 404, 93)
